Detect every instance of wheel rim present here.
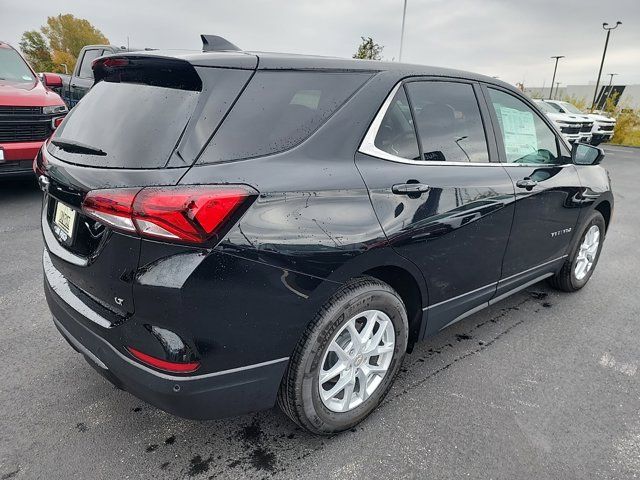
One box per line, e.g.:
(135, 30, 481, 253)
(574, 225, 600, 281)
(318, 310, 395, 413)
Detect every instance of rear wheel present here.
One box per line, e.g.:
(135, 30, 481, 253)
(278, 277, 408, 435)
(549, 211, 605, 292)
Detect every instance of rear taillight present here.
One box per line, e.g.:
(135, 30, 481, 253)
(83, 188, 140, 233)
(33, 147, 48, 176)
(82, 185, 255, 244)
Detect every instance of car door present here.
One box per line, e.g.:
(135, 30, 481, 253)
(356, 78, 515, 337)
(70, 48, 101, 106)
(482, 85, 583, 298)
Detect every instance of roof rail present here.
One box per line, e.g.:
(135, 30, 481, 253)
(200, 35, 240, 52)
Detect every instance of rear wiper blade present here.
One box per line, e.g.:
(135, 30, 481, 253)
(51, 138, 107, 156)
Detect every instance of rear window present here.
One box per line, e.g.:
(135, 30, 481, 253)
(78, 49, 102, 78)
(50, 80, 199, 168)
(200, 71, 371, 163)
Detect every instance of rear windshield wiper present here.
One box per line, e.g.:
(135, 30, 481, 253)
(51, 138, 107, 156)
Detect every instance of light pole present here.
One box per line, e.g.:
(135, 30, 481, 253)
(399, 0, 407, 61)
(549, 56, 564, 100)
(591, 21, 622, 111)
(60, 63, 68, 74)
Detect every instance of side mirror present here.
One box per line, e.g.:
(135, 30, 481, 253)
(42, 73, 63, 89)
(572, 142, 604, 165)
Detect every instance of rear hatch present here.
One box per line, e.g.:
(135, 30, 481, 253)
(40, 53, 256, 320)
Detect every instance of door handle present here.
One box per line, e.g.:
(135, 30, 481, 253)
(516, 178, 538, 190)
(392, 183, 431, 195)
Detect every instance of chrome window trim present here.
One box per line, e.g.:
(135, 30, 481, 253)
(358, 81, 499, 167)
(359, 81, 573, 168)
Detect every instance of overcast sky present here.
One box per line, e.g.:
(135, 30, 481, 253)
(2, 0, 639, 87)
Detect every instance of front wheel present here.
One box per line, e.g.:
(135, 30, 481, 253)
(549, 211, 606, 292)
(278, 277, 408, 435)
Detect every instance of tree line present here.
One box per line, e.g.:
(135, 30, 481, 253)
(19, 14, 108, 73)
(18, 15, 383, 74)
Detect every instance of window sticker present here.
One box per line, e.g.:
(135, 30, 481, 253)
(495, 105, 537, 160)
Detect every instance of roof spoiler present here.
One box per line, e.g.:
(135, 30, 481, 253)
(200, 35, 240, 52)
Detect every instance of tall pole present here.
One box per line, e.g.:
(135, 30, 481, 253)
(591, 21, 622, 111)
(549, 56, 564, 100)
(399, 0, 407, 61)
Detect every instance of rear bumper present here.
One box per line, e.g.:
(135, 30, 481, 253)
(0, 140, 42, 176)
(44, 263, 289, 420)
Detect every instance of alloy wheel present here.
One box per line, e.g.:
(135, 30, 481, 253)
(318, 310, 395, 413)
(574, 225, 600, 281)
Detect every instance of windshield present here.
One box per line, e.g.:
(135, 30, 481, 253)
(559, 102, 584, 114)
(534, 100, 558, 114)
(0, 46, 35, 83)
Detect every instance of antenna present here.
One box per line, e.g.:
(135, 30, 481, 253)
(200, 35, 240, 52)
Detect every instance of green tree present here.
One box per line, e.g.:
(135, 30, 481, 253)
(19, 14, 109, 73)
(19, 30, 54, 72)
(353, 37, 383, 60)
(42, 14, 108, 60)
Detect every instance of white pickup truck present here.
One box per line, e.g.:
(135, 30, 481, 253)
(533, 99, 592, 144)
(544, 100, 616, 145)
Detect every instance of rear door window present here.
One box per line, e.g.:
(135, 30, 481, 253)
(405, 81, 489, 163)
(373, 87, 420, 160)
(200, 71, 371, 163)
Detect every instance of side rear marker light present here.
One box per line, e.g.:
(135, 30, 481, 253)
(127, 346, 200, 374)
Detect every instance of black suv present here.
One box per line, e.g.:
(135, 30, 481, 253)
(39, 36, 613, 435)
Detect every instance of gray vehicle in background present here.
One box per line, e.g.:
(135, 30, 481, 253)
(48, 45, 148, 107)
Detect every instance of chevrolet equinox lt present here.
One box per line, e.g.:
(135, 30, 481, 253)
(39, 37, 613, 435)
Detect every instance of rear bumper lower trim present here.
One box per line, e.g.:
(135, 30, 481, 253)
(54, 317, 108, 369)
(52, 313, 288, 381)
(46, 278, 290, 419)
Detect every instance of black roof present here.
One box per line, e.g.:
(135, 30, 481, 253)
(110, 48, 515, 91)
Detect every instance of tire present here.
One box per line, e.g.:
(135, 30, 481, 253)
(549, 211, 606, 292)
(277, 276, 408, 435)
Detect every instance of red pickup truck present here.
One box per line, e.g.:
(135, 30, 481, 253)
(0, 41, 67, 177)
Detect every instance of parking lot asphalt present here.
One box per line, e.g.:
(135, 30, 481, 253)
(0, 145, 638, 480)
